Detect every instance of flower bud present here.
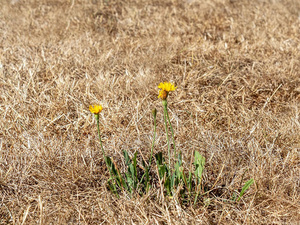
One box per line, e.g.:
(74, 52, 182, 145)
(152, 108, 157, 118)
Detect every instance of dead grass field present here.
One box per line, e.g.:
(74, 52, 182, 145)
(0, 0, 300, 224)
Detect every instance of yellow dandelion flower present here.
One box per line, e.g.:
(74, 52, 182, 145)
(158, 82, 177, 99)
(158, 82, 177, 92)
(89, 104, 103, 114)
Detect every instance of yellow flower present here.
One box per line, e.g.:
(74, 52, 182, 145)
(158, 82, 177, 99)
(158, 82, 177, 92)
(89, 104, 103, 114)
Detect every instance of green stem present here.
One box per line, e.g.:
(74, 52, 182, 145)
(96, 115, 112, 174)
(162, 100, 171, 173)
(96, 115, 106, 160)
(165, 105, 177, 160)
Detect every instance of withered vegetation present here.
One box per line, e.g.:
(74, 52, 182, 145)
(0, 0, 299, 224)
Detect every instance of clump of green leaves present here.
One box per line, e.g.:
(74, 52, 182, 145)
(105, 150, 140, 196)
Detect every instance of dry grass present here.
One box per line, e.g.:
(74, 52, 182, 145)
(0, 0, 300, 224)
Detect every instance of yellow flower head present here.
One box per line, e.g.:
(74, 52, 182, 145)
(158, 90, 168, 100)
(158, 82, 177, 92)
(89, 104, 103, 114)
(158, 82, 177, 99)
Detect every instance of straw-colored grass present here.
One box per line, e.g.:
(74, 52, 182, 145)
(0, 0, 299, 224)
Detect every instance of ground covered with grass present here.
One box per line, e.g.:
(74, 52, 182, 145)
(0, 0, 300, 224)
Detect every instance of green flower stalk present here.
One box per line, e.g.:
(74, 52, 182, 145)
(162, 100, 171, 171)
(89, 105, 106, 159)
(158, 82, 177, 167)
(164, 100, 177, 159)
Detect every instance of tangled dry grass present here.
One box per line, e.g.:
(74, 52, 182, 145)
(0, 0, 300, 224)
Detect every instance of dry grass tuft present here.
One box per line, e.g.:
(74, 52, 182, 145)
(0, 0, 299, 224)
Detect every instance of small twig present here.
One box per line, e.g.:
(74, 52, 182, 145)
(211, 164, 225, 190)
(261, 84, 282, 111)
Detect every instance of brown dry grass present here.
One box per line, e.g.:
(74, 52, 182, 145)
(0, 0, 300, 224)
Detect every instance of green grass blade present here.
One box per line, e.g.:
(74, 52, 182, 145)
(237, 178, 254, 201)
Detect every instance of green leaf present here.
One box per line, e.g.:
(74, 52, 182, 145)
(129, 164, 135, 178)
(193, 151, 205, 204)
(132, 152, 138, 179)
(125, 173, 133, 193)
(188, 171, 192, 187)
(194, 151, 205, 184)
(237, 178, 254, 201)
(181, 168, 188, 188)
(105, 156, 117, 176)
(123, 150, 131, 166)
(171, 171, 176, 189)
(157, 165, 167, 180)
(177, 151, 182, 166)
(155, 152, 163, 165)
(165, 175, 172, 196)
(155, 152, 168, 180)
